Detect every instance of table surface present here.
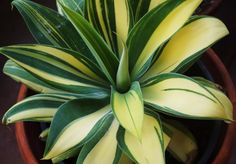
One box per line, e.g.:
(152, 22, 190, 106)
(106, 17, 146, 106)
(0, 0, 235, 163)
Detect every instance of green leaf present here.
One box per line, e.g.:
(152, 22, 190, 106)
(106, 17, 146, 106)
(39, 128, 50, 141)
(3, 60, 59, 93)
(127, 0, 202, 79)
(43, 99, 110, 160)
(57, 0, 84, 16)
(77, 119, 122, 164)
(2, 94, 71, 124)
(132, 0, 166, 23)
(163, 119, 198, 163)
(193, 76, 221, 90)
(111, 82, 144, 139)
(12, 0, 92, 60)
(148, 0, 167, 11)
(116, 44, 130, 93)
(85, 0, 132, 55)
(142, 73, 233, 121)
(0, 45, 109, 95)
(58, 2, 119, 85)
(142, 17, 229, 81)
(52, 113, 114, 163)
(117, 113, 165, 164)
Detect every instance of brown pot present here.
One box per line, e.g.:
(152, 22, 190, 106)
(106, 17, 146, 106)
(14, 49, 236, 164)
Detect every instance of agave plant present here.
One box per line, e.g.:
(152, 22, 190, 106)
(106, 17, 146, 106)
(1, 0, 233, 163)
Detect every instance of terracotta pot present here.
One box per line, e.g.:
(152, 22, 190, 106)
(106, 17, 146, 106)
(15, 49, 236, 164)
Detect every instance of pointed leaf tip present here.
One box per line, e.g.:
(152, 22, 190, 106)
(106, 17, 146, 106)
(116, 43, 130, 93)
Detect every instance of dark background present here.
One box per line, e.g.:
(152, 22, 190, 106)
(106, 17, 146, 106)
(0, 0, 236, 163)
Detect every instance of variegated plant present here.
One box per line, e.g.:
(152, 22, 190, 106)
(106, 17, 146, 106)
(1, 0, 233, 163)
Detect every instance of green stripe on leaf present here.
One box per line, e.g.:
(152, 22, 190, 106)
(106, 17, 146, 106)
(142, 73, 233, 121)
(128, 0, 202, 79)
(112, 81, 144, 140)
(12, 0, 92, 60)
(58, 2, 119, 85)
(143, 17, 229, 80)
(117, 113, 165, 164)
(77, 119, 121, 164)
(2, 94, 70, 124)
(43, 99, 110, 160)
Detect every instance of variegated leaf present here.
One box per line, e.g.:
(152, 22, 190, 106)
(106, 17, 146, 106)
(127, 0, 202, 79)
(57, 0, 84, 16)
(85, 0, 132, 55)
(76, 119, 122, 164)
(0, 45, 109, 95)
(111, 82, 144, 139)
(117, 113, 166, 164)
(143, 17, 229, 80)
(58, 2, 119, 85)
(132, 0, 166, 22)
(3, 60, 59, 93)
(2, 94, 71, 124)
(40, 128, 50, 141)
(142, 73, 233, 120)
(12, 0, 92, 60)
(43, 99, 110, 160)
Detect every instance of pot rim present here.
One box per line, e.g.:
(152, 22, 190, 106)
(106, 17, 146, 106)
(15, 48, 236, 164)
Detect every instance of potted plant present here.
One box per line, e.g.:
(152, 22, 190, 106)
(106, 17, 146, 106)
(1, 0, 235, 163)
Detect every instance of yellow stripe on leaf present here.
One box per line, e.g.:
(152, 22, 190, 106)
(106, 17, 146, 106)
(143, 17, 229, 80)
(142, 73, 233, 120)
(43, 105, 110, 159)
(114, 0, 130, 54)
(132, 0, 202, 78)
(123, 114, 165, 164)
(148, 0, 166, 11)
(83, 120, 119, 164)
(10, 45, 102, 81)
(5, 108, 56, 124)
(112, 82, 144, 139)
(95, 0, 112, 48)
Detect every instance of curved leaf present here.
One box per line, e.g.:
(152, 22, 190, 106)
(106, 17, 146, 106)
(4, 60, 109, 98)
(58, 2, 119, 85)
(85, 0, 132, 55)
(116, 44, 130, 92)
(3, 60, 59, 93)
(43, 99, 110, 160)
(111, 82, 144, 139)
(127, 0, 202, 79)
(143, 17, 229, 80)
(142, 73, 233, 120)
(117, 113, 165, 164)
(163, 119, 198, 163)
(148, 0, 166, 11)
(2, 94, 71, 124)
(77, 119, 121, 164)
(52, 114, 114, 163)
(12, 0, 92, 60)
(40, 128, 50, 141)
(57, 0, 84, 16)
(133, 0, 166, 22)
(0, 45, 109, 94)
